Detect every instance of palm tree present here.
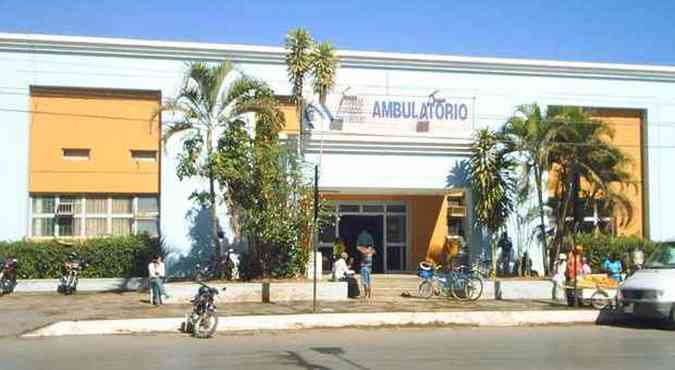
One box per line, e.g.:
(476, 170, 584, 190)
(161, 61, 282, 256)
(310, 42, 339, 105)
(501, 103, 564, 274)
(285, 28, 314, 133)
(547, 107, 635, 265)
(468, 129, 515, 275)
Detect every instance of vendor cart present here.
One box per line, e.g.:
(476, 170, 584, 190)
(568, 274, 619, 310)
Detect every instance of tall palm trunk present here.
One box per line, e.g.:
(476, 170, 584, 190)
(553, 167, 575, 270)
(534, 165, 548, 275)
(206, 127, 221, 256)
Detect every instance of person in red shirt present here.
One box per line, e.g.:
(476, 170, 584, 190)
(565, 245, 584, 306)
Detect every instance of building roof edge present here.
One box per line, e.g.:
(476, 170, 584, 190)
(2, 32, 675, 81)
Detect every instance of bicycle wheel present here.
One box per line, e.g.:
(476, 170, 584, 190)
(590, 290, 610, 310)
(450, 278, 468, 300)
(465, 277, 484, 301)
(417, 280, 433, 299)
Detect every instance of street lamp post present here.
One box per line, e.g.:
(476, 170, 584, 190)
(312, 164, 319, 313)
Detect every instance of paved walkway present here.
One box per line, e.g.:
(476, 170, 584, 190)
(0, 291, 575, 337)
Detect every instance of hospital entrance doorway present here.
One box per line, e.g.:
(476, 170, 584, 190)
(339, 215, 384, 273)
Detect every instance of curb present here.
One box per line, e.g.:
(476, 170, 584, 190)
(21, 310, 602, 338)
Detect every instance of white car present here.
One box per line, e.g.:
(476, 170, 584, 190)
(617, 243, 675, 324)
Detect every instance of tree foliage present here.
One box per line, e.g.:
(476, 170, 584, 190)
(468, 128, 515, 269)
(161, 61, 283, 255)
(546, 106, 635, 266)
(310, 42, 339, 104)
(212, 86, 318, 278)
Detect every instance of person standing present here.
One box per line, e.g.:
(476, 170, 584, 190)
(497, 232, 513, 276)
(565, 245, 584, 306)
(356, 228, 376, 301)
(552, 253, 567, 301)
(148, 255, 164, 306)
(604, 253, 623, 282)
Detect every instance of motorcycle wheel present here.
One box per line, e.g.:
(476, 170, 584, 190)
(192, 311, 218, 339)
(65, 274, 76, 295)
(417, 280, 433, 299)
(0, 277, 6, 296)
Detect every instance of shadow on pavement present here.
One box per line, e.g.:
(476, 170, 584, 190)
(281, 351, 333, 370)
(595, 309, 675, 331)
(311, 347, 369, 370)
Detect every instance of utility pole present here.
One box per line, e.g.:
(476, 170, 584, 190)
(312, 164, 319, 313)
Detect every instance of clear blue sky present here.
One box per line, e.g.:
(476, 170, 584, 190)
(1, 0, 674, 65)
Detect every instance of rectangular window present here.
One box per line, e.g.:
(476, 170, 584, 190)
(86, 218, 108, 236)
(136, 219, 158, 237)
(112, 197, 132, 214)
(386, 215, 406, 243)
(130, 150, 157, 162)
(63, 148, 90, 160)
(363, 205, 385, 213)
(32, 218, 54, 236)
(112, 218, 132, 236)
(86, 197, 108, 214)
(386, 205, 407, 213)
(338, 205, 360, 213)
(33, 197, 55, 214)
(57, 217, 77, 237)
(30, 194, 159, 238)
(137, 196, 159, 214)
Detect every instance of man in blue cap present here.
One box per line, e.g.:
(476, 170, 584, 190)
(356, 227, 376, 300)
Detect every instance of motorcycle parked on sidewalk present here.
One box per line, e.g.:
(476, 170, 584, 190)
(0, 257, 18, 296)
(182, 282, 225, 338)
(59, 254, 88, 295)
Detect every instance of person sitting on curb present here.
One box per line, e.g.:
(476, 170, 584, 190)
(332, 252, 355, 281)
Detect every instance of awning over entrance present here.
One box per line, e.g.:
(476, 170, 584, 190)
(305, 152, 470, 192)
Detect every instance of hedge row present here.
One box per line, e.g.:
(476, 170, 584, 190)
(0, 235, 162, 279)
(574, 233, 661, 273)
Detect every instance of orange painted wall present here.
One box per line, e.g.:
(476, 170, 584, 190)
(29, 87, 161, 194)
(278, 103, 300, 134)
(324, 194, 448, 271)
(592, 109, 644, 236)
(547, 108, 644, 236)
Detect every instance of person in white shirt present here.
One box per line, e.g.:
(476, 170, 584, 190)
(332, 252, 355, 281)
(552, 254, 567, 302)
(148, 255, 164, 305)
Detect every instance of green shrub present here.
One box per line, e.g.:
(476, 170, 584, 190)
(574, 233, 660, 273)
(0, 235, 162, 279)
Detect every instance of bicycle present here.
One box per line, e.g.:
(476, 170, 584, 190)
(417, 263, 483, 301)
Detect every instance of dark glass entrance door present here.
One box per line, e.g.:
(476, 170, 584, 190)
(338, 215, 384, 273)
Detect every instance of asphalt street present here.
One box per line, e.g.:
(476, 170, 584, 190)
(1, 326, 674, 370)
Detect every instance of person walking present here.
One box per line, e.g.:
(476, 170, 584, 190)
(356, 228, 376, 301)
(552, 253, 567, 302)
(148, 255, 164, 306)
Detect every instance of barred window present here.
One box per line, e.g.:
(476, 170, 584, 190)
(30, 194, 159, 238)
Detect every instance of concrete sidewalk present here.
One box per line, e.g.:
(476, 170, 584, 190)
(0, 291, 587, 337)
(24, 310, 606, 337)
